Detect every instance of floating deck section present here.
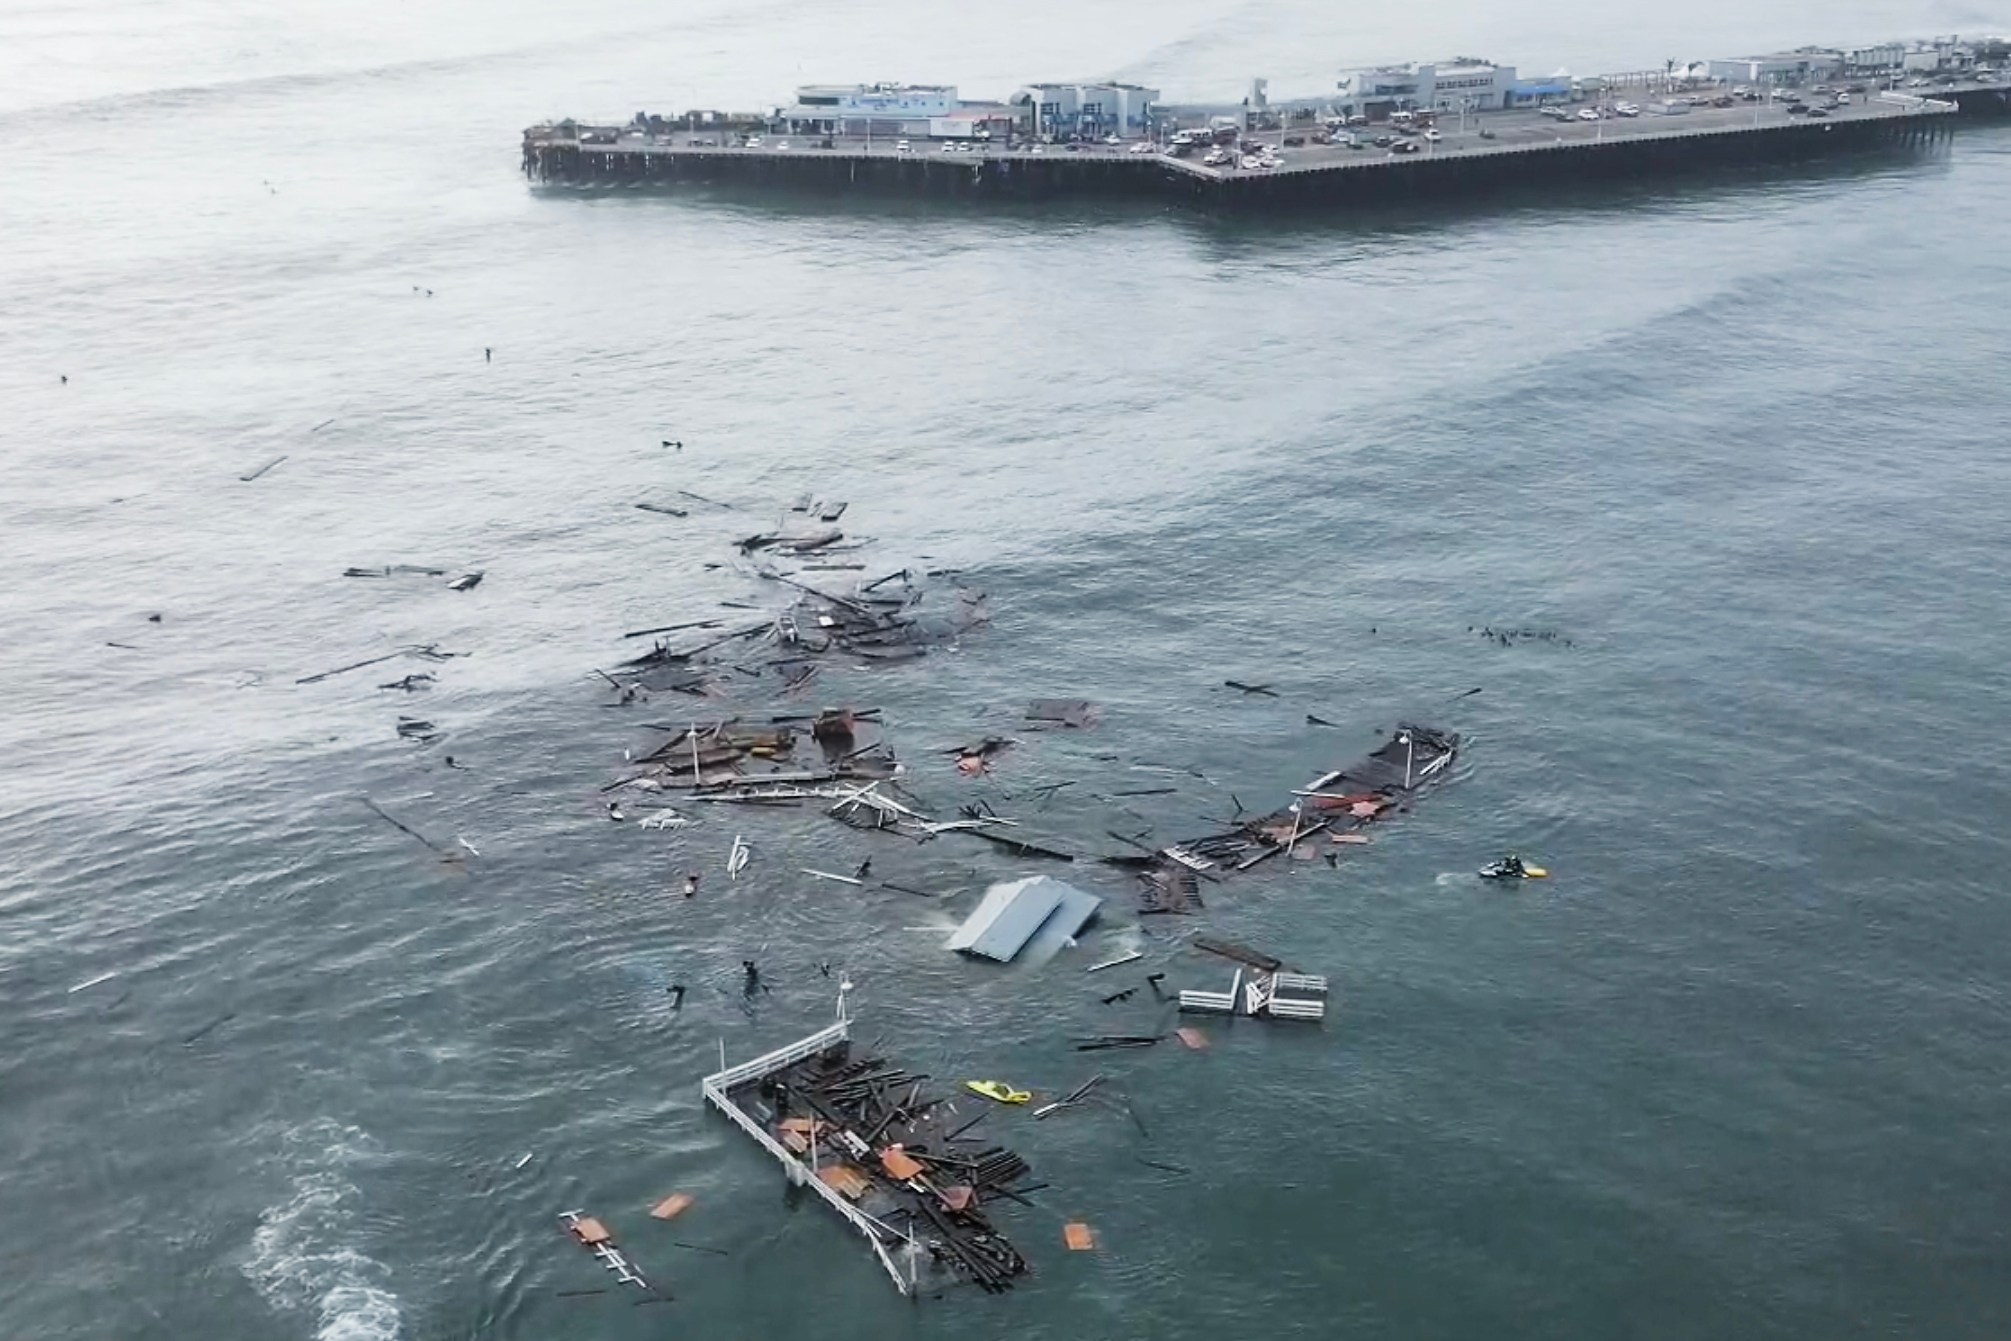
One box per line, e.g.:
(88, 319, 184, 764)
(1134, 723, 1460, 900)
(702, 1019, 1038, 1296)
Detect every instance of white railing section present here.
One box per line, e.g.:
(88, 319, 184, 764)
(700, 1021, 913, 1295)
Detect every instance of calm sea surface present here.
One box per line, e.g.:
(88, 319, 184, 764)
(5, 2, 2011, 1338)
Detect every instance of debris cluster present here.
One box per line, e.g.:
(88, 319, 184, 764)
(615, 710, 899, 792)
(1110, 724, 1461, 913)
(1471, 625, 1574, 648)
(724, 1037, 1041, 1294)
(611, 563, 987, 700)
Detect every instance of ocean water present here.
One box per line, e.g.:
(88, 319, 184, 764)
(5, 2, 2011, 1338)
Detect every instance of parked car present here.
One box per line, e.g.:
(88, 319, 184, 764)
(775, 139, 790, 149)
(1806, 107, 1829, 117)
(1836, 92, 1852, 104)
(895, 139, 911, 152)
(1577, 108, 1600, 121)
(1372, 134, 1394, 147)
(1202, 148, 1229, 165)
(1423, 128, 1443, 142)
(1390, 139, 1421, 154)
(1282, 135, 1305, 146)
(746, 135, 764, 147)
(1103, 135, 1121, 145)
(1786, 103, 1810, 115)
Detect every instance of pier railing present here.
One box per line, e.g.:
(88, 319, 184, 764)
(701, 1020, 914, 1295)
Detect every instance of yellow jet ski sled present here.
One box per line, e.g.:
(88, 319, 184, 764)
(964, 1080, 1032, 1104)
(1479, 856, 1548, 880)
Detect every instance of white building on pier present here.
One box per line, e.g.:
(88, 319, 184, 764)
(1009, 82, 1161, 139)
(779, 83, 959, 136)
(1335, 59, 1518, 118)
(1705, 50, 1845, 85)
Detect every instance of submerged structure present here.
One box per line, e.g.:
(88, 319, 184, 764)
(702, 1015, 1039, 1296)
(946, 876, 1102, 964)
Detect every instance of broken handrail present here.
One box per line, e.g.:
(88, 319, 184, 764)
(699, 1021, 912, 1295)
(297, 644, 463, 685)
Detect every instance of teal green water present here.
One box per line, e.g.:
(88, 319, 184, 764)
(5, 3, 2011, 1338)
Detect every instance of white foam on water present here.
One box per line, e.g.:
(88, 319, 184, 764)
(242, 1120, 403, 1341)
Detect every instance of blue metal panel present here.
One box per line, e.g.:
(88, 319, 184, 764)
(945, 877, 1066, 961)
(1017, 883, 1103, 966)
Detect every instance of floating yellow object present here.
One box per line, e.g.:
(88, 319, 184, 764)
(964, 1080, 1031, 1104)
(1523, 865, 1550, 879)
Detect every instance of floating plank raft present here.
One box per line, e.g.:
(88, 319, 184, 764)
(1136, 723, 1461, 901)
(558, 1210, 656, 1292)
(702, 1018, 1037, 1296)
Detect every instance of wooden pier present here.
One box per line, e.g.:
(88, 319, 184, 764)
(522, 95, 1958, 209)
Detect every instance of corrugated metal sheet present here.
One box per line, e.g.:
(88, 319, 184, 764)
(945, 877, 1065, 961)
(1016, 882, 1103, 965)
(946, 876, 1101, 963)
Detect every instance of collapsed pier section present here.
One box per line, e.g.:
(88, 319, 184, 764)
(702, 1019, 1038, 1296)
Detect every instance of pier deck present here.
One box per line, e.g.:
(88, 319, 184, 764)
(523, 92, 1953, 206)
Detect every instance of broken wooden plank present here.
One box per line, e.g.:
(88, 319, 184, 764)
(649, 1193, 694, 1221)
(1190, 935, 1282, 973)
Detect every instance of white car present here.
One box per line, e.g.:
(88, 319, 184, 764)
(1129, 141, 1154, 153)
(1028, 142, 1044, 153)
(1202, 149, 1229, 166)
(746, 135, 764, 147)
(1423, 128, 1443, 142)
(895, 139, 911, 153)
(775, 139, 791, 149)
(1836, 92, 1852, 104)
(1103, 135, 1121, 145)
(1577, 108, 1600, 121)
